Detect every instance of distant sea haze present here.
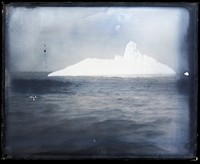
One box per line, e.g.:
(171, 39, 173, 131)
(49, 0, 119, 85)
(4, 72, 191, 159)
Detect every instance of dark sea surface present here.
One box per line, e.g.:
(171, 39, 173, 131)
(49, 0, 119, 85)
(4, 72, 193, 159)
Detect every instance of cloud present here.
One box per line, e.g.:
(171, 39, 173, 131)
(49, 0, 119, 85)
(6, 7, 189, 73)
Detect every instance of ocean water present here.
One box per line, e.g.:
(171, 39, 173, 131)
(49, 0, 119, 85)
(4, 72, 193, 159)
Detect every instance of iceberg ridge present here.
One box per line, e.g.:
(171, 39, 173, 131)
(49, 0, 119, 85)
(48, 41, 176, 77)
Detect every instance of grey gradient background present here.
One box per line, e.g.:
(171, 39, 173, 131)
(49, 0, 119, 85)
(6, 7, 189, 73)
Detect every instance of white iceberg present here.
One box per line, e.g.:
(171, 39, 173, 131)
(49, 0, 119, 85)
(48, 41, 176, 77)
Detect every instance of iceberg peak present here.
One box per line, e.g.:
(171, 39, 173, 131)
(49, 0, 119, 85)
(124, 41, 141, 59)
(48, 41, 176, 77)
(126, 41, 137, 50)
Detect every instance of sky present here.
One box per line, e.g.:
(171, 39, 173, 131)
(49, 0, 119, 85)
(6, 6, 189, 73)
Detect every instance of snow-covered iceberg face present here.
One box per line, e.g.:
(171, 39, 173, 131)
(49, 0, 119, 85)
(124, 41, 139, 59)
(48, 41, 176, 77)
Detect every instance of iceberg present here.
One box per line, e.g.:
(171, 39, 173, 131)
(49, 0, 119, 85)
(48, 41, 176, 77)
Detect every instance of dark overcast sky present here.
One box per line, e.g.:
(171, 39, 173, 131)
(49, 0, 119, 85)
(6, 6, 189, 73)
